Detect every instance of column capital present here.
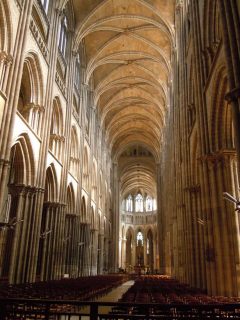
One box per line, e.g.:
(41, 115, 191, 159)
(23, 102, 36, 112)
(175, 0, 183, 14)
(199, 150, 236, 164)
(8, 184, 37, 196)
(0, 159, 11, 167)
(43, 201, 65, 208)
(0, 51, 13, 65)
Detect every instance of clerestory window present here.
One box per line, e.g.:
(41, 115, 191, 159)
(135, 193, 143, 212)
(40, 0, 49, 14)
(126, 195, 133, 212)
(59, 15, 68, 57)
(75, 53, 81, 89)
(146, 196, 153, 211)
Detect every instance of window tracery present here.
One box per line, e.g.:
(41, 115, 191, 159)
(146, 196, 153, 211)
(126, 195, 133, 212)
(135, 193, 143, 212)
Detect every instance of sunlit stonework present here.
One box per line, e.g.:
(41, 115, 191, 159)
(0, 0, 239, 299)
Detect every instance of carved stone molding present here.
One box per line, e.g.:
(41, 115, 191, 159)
(0, 51, 13, 65)
(30, 19, 48, 60)
(175, 0, 183, 14)
(8, 184, 38, 196)
(199, 150, 236, 164)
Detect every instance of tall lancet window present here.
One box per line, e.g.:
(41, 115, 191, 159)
(126, 195, 133, 212)
(135, 193, 143, 212)
(59, 15, 68, 57)
(146, 196, 153, 211)
(75, 53, 81, 89)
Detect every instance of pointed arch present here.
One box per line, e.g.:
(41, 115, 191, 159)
(0, 0, 12, 52)
(66, 183, 75, 214)
(50, 97, 64, 136)
(146, 195, 153, 211)
(135, 193, 143, 212)
(49, 97, 64, 160)
(125, 194, 133, 212)
(203, 0, 221, 51)
(202, 0, 222, 76)
(24, 52, 44, 107)
(69, 126, 80, 177)
(9, 133, 35, 186)
(17, 52, 44, 134)
(44, 164, 58, 203)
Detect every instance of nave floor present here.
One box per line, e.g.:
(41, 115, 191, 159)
(61, 280, 135, 320)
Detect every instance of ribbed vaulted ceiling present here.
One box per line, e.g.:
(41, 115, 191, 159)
(71, 0, 175, 198)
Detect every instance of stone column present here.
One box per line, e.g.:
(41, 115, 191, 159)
(121, 237, 126, 269)
(1, 186, 43, 284)
(54, 204, 66, 279)
(78, 223, 86, 276)
(8, 187, 26, 284)
(156, 163, 165, 273)
(187, 185, 203, 288)
(15, 187, 35, 284)
(83, 223, 91, 276)
(201, 152, 240, 296)
(143, 237, 147, 270)
(29, 189, 45, 282)
(219, 0, 240, 176)
(153, 236, 158, 271)
(97, 234, 104, 274)
(112, 162, 119, 272)
(103, 237, 109, 273)
(132, 239, 136, 268)
(0, 0, 34, 215)
(0, 51, 13, 94)
(90, 229, 98, 275)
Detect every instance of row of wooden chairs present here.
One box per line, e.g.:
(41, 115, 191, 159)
(0, 275, 128, 300)
(119, 275, 240, 305)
